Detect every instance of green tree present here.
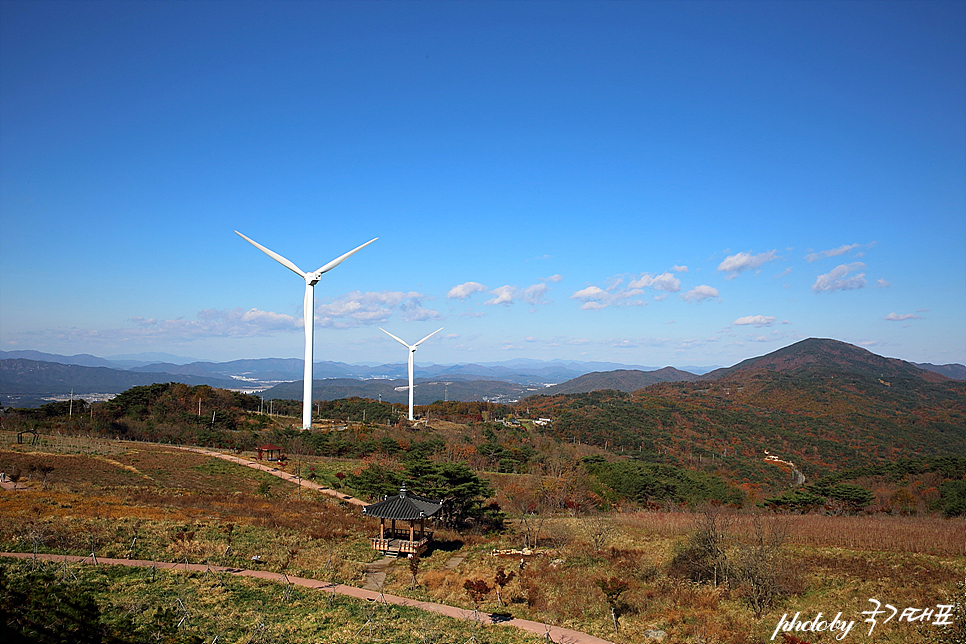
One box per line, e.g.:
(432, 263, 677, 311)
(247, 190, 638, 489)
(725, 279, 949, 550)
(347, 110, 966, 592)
(345, 464, 404, 499)
(823, 483, 875, 513)
(0, 565, 105, 644)
(404, 457, 494, 527)
(938, 480, 966, 518)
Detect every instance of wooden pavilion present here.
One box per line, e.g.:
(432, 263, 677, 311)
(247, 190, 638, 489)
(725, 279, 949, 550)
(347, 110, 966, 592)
(361, 485, 443, 556)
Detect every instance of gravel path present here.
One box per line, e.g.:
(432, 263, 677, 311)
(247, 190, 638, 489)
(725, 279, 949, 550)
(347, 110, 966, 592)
(1, 552, 617, 644)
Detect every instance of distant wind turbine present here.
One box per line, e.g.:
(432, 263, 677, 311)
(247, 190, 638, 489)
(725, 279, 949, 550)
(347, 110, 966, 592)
(380, 327, 443, 420)
(236, 230, 377, 430)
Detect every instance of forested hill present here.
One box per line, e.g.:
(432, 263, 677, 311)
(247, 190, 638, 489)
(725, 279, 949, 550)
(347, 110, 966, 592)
(523, 339, 966, 488)
(703, 337, 950, 382)
(540, 367, 698, 395)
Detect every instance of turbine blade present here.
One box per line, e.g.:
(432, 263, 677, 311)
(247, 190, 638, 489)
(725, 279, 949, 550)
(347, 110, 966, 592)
(235, 231, 306, 278)
(314, 237, 378, 275)
(379, 328, 412, 349)
(414, 327, 443, 347)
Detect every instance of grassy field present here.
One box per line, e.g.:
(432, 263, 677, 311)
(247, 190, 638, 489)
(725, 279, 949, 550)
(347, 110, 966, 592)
(1, 431, 963, 644)
(0, 557, 544, 643)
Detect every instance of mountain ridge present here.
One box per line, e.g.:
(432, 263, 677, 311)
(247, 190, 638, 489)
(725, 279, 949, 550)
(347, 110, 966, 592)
(2, 340, 962, 408)
(701, 338, 951, 383)
(540, 367, 699, 395)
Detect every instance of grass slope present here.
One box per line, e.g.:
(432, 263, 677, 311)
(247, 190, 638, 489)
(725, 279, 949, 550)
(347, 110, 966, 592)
(1, 432, 964, 644)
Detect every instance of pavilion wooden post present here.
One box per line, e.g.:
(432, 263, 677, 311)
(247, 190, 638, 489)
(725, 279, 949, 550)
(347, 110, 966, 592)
(380, 519, 385, 540)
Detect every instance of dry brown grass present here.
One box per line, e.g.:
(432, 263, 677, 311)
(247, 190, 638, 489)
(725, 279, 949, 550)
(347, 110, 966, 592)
(617, 509, 966, 556)
(2, 433, 963, 644)
(375, 510, 965, 643)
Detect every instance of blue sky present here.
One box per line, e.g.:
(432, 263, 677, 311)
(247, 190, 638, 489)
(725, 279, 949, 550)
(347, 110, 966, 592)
(2, 0, 964, 368)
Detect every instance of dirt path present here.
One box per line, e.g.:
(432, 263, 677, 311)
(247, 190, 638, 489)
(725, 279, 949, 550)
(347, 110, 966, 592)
(1, 552, 616, 644)
(444, 551, 467, 570)
(176, 446, 367, 507)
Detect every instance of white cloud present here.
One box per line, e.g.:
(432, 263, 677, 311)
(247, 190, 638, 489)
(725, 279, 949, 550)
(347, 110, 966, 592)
(570, 285, 613, 310)
(571, 285, 608, 300)
(131, 307, 303, 338)
(315, 290, 441, 327)
(734, 315, 776, 327)
(447, 281, 488, 300)
(671, 265, 688, 273)
(523, 283, 550, 305)
(485, 285, 518, 306)
(805, 243, 860, 263)
(884, 313, 921, 321)
(812, 262, 867, 293)
(717, 250, 779, 278)
(398, 299, 443, 322)
(612, 339, 641, 349)
(571, 269, 685, 310)
(542, 274, 563, 283)
(61, 305, 318, 347)
(482, 282, 554, 307)
(876, 278, 891, 288)
(569, 284, 646, 310)
(235, 308, 302, 330)
(628, 272, 681, 292)
(681, 285, 720, 303)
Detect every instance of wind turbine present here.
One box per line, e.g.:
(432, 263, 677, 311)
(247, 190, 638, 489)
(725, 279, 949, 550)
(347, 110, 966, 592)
(236, 230, 377, 430)
(380, 327, 443, 421)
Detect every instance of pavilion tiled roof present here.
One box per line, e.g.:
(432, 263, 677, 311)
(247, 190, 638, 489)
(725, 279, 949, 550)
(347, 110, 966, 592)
(361, 485, 443, 521)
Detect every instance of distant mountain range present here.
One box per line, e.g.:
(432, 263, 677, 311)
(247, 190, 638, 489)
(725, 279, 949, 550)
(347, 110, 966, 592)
(0, 351, 699, 406)
(914, 362, 966, 380)
(1, 342, 962, 408)
(0, 359, 242, 395)
(0, 350, 687, 384)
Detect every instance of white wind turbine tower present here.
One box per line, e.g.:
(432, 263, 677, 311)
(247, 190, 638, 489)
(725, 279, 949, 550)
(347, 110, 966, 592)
(380, 327, 443, 421)
(236, 231, 377, 430)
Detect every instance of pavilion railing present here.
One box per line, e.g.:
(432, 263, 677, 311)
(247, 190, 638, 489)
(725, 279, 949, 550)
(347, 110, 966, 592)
(370, 533, 433, 555)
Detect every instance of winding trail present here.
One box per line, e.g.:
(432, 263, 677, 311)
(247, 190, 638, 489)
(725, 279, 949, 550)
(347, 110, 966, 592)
(4, 443, 618, 641)
(0, 552, 616, 644)
(175, 446, 367, 507)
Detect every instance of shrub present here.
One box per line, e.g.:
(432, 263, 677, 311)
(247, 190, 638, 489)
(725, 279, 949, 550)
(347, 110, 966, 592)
(668, 508, 731, 585)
